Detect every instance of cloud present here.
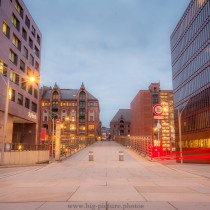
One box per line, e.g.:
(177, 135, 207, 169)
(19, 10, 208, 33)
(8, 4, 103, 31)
(24, 0, 190, 127)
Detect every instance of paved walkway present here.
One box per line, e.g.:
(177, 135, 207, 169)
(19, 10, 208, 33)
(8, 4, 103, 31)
(0, 141, 210, 210)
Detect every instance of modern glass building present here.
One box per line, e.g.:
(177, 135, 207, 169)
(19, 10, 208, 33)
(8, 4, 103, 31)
(171, 0, 210, 163)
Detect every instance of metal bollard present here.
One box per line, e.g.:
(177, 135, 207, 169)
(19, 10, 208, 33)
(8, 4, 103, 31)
(119, 151, 124, 161)
(89, 151, 94, 161)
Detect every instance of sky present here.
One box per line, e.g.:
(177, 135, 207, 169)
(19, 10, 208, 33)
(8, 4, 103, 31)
(24, 0, 190, 127)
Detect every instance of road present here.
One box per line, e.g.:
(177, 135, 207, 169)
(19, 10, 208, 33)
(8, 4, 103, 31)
(0, 141, 210, 210)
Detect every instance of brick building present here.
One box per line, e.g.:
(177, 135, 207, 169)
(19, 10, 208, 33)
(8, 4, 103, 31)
(0, 0, 41, 145)
(130, 83, 175, 153)
(110, 109, 131, 140)
(39, 83, 101, 142)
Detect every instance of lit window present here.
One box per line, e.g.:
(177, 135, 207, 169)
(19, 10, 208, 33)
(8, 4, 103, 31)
(88, 125, 94, 130)
(9, 72, 19, 85)
(15, 0, 23, 18)
(2, 22, 10, 38)
(12, 14, 20, 31)
(12, 34, 21, 51)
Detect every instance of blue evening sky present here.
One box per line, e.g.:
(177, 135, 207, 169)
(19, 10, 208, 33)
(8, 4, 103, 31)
(24, 0, 190, 127)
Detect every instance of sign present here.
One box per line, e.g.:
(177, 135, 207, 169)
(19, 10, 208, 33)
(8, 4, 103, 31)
(153, 104, 163, 116)
(41, 128, 46, 141)
(28, 111, 37, 120)
(154, 115, 164, 120)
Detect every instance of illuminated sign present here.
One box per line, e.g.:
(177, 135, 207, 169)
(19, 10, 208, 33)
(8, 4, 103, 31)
(28, 112, 37, 120)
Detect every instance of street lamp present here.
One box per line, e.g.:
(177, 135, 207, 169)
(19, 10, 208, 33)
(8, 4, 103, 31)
(0, 64, 37, 164)
(178, 97, 192, 164)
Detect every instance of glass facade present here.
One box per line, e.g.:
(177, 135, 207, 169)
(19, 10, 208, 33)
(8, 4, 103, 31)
(170, 0, 210, 163)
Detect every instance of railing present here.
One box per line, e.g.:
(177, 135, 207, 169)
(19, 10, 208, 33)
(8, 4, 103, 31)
(115, 136, 152, 159)
(48, 136, 97, 158)
(4, 143, 48, 152)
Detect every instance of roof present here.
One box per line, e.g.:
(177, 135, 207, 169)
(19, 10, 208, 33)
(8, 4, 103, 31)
(110, 109, 131, 123)
(41, 89, 98, 101)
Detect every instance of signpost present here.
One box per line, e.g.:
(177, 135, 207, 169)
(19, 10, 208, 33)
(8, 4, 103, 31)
(153, 104, 163, 159)
(55, 119, 61, 161)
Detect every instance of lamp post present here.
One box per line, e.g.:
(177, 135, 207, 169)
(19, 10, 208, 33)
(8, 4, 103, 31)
(0, 64, 36, 165)
(178, 97, 192, 164)
(0, 73, 9, 165)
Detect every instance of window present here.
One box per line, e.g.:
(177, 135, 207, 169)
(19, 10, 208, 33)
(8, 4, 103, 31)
(12, 34, 21, 51)
(29, 54, 34, 66)
(25, 15, 30, 29)
(35, 61, 39, 71)
(20, 60, 25, 72)
(70, 124, 76, 131)
(10, 89, 15, 102)
(18, 93, 23, 105)
(34, 46, 39, 58)
(0, 61, 7, 76)
(89, 116, 94, 122)
(10, 72, 19, 85)
(32, 102, 37, 112)
(37, 34, 41, 45)
(29, 37, 33, 49)
(88, 125, 94, 130)
(28, 85, 32, 95)
(31, 25, 36, 37)
(2, 22, 10, 38)
(15, 0, 23, 18)
(22, 27, 27, 41)
(25, 98, 30, 109)
(12, 14, 20, 31)
(80, 91, 86, 100)
(52, 91, 59, 101)
(27, 66, 32, 76)
(34, 88, 38, 99)
(9, 49, 18, 65)
(21, 78, 26, 90)
(23, 46, 28, 58)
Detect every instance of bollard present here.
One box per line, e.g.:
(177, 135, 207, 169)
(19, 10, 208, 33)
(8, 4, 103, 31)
(119, 151, 124, 161)
(89, 151, 94, 161)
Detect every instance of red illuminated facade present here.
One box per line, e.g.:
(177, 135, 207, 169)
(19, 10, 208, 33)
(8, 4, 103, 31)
(171, 0, 210, 163)
(0, 0, 41, 144)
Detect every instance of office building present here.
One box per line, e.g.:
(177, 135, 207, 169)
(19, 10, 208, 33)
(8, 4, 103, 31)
(130, 83, 175, 153)
(171, 0, 210, 163)
(110, 109, 131, 139)
(0, 0, 41, 145)
(39, 83, 101, 141)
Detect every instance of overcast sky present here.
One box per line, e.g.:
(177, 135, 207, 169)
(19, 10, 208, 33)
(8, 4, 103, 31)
(24, 0, 190, 127)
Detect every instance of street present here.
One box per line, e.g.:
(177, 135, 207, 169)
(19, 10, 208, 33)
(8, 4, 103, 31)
(0, 141, 210, 210)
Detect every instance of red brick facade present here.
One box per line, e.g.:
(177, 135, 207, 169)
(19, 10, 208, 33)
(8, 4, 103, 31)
(130, 83, 175, 152)
(110, 109, 131, 139)
(39, 83, 101, 142)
